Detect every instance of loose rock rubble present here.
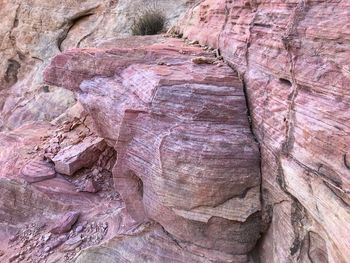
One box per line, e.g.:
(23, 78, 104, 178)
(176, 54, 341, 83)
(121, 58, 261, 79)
(0, 105, 122, 262)
(6, 219, 111, 263)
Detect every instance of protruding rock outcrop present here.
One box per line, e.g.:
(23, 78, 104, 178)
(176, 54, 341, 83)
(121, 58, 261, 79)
(0, 112, 121, 262)
(44, 36, 262, 260)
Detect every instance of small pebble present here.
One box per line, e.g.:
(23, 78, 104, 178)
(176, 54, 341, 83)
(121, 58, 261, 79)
(75, 225, 84, 233)
(92, 168, 99, 177)
(43, 233, 51, 242)
(9, 235, 18, 242)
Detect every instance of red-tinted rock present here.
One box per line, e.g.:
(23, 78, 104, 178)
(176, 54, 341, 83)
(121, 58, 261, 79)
(60, 235, 83, 252)
(52, 137, 106, 176)
(50, 212, 80, 234)
(177, 1, 350, 262)
(21, 160, 56, 183)
(0, 118, 121, 261)
(44, 36, 261, 259)
(80, 179, 101, 193)
(75, 223, 249, 263)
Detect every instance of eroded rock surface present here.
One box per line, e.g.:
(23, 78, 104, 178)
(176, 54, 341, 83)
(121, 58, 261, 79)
(75, 222, 250, 263)
(0, 0, 193, 131)
(0, 108, 123, 262)
(50, 212, 80, 235)
(176, 1, 350, 262)
(21, 159, 56, 183)
(53, 137, 106, 176)
(1, 0, 347, 262)
(44, 36, 262, 260)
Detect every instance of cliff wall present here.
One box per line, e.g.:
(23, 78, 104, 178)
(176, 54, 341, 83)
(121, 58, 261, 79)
(177, 1, 350, 262)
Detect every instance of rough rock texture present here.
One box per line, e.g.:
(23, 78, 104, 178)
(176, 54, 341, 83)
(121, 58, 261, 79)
(0, 0, 193, 131)
(44, 36, 261, 260)
(53, 137, 106, 176)
(176, 1, 350, 262)
(0, 109, 122, 262)
(50, 212, 80, 234)
(1, 0, 349, 262)
(75, 222, 249, 263)
(21, 159, 56, 183)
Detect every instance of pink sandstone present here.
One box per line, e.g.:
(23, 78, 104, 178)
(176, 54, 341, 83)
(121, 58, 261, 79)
(50, 211, 80, 234)
(0, 0, 348, 262)
(44, 36, 262, 260)
(21, 159, 56, 183)
(176, 1, 350, 262)
(52, 136, 106, 176)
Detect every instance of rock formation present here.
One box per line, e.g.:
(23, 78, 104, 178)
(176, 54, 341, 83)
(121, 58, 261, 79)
(0, 0, 349, 262)
(44, 36, 262, 261)
(176, 1, 350, 262)
(0, 0, 193, 130)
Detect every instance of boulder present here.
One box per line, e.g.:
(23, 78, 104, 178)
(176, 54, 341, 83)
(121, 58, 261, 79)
(44, 36, 262, 259)
(80, 179, 101, 193)
(52, 137, 106, 176)
(50, 211, 80, 234)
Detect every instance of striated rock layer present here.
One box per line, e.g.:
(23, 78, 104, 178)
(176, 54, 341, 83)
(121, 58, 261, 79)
(44, 36, 262, 261)
(176, 1, 350, 262)
(0, 0, 193, 131)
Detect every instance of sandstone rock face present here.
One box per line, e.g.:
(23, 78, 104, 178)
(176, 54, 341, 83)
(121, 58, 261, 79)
(0, 0, 192, 131)
(1, 0, 348, 262)
(44, 36, 261, 260)
(177, 1, 350, 262)
(0, 109, 122, 262)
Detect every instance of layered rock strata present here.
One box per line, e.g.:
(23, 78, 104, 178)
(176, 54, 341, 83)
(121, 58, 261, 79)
(176, 1, 350, 262)
(0, 0, 193, 131)
(44, 36, 262, 260)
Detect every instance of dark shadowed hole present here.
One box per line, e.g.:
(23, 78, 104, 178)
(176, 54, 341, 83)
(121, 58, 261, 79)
(4, 59, 21, 86)
(279, 78, 292, 87)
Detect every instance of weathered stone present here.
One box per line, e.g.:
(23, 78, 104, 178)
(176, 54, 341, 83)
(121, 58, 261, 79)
(52, 137, 106, 176)
(0, 117, 120, 261)
(50, 212, 80, 234)
(42, 233, 51, 243)
(21, 160, 56, 183)
(177, 1, 350, 262)
(75, 225, 84, 233)
(0, 179, 68, 225)
(80, 179, 101, 193)
(75, 223, 248, 263)
(44, 36, 261, 258)
(47, 235, 68, 250)
(1, 0, 349, 262)
(61, 235, 83, 252)
(0, 0, 193, 131)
